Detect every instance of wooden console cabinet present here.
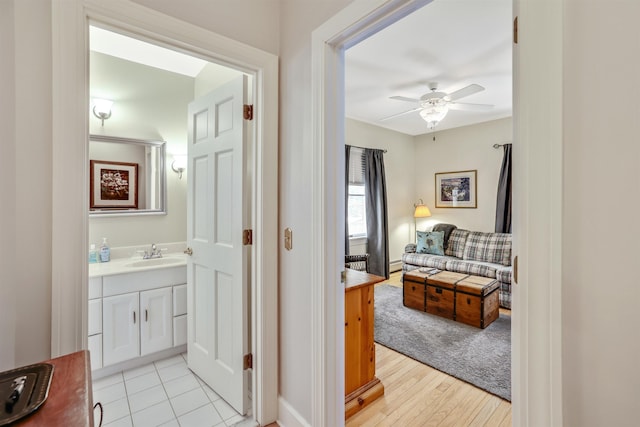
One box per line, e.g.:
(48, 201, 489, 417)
(344, 268, 385, 419)
(14, 350, 94, 426)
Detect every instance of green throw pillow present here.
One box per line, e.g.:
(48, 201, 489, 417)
(416, 230, 445, 256)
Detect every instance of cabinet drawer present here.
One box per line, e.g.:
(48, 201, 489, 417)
(89, 276, 102, 299)
(88, 299, 102, 335)
(173, 315, 187, 346)
(88, 334, 103, 370)
(173, 284, 187, 316)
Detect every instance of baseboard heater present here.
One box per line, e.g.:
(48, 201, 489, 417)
(389, 260, 402, 273)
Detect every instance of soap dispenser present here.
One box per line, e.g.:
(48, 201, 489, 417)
(88, 244, 98, 264)
(99, 237, 111, 263)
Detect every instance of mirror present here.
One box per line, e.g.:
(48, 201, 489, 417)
(89, 135, 167, 216)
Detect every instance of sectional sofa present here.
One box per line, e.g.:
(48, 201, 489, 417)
(402, 223, 512, 309)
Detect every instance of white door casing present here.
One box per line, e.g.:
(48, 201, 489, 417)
(311, 0, 562, 425)
(52, 1, 278, 423)
(187, 76, 249, 415)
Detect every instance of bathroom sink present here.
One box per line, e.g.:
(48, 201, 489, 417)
(125, 257, 185, 268)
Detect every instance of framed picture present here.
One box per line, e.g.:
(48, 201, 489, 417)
(435, 170, 477, 208)
(90, 160, 139, 210)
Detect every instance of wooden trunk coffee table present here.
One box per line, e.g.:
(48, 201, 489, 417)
(402, 269, 500, 329)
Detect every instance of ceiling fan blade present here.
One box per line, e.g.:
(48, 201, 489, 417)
(448, 101, 494, 111)
(390, 95, 420, 103)
(379, 106, 422, 121)
(447, 84, 485, 101)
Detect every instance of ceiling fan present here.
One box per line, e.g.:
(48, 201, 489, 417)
(381, 82, 493, 129)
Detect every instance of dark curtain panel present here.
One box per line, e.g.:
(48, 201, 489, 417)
(345, 145, 351, 256)
(495, 143, 512, 233)
(364, 149, 390, 278)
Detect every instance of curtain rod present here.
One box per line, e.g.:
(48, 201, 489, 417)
(493, 142, 511, 149)
(347, 144, 387, 153)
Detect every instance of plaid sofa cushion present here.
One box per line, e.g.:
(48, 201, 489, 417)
(404, 243, 417, 253)
(462, 232, 512, 266)
(496, 266, 513, 283)
(401, 253, 451, 270)
(499, 282, 512, 309)
(444, 259, 498, 279)
(445, 229, 470, 258)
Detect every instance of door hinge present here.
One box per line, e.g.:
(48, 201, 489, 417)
(243, 229, 253, 245)
(513, 16, 518, 44)
(243, 353, 253, 370)
(243, 104, 253, 120)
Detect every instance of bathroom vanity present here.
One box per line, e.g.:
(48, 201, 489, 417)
(88, 255, 187, 375)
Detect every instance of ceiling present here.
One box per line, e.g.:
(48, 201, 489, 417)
(345, 0, 512, 136)
(91, 0, 512, 137)
(90, 26, 208, 77)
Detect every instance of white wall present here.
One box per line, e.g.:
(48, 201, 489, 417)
(563, 2, 640, 425)
(131, 0, 280, 56)
(89, 52, 192, 248)
(0, 0, 17, 370)
(413, 117, 511, 232)
(279, 1, 353, 422)
(345, 118, 415, 265)
(0, 0, 52, 369)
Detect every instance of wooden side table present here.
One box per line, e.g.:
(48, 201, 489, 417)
(13, 350, 94, 426)
(344, 268, 385, 419)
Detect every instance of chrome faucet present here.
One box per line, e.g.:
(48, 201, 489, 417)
(142, 243, 164, 259)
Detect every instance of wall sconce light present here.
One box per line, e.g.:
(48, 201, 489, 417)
(92, 98, 113, 126)
(171, 155, 187, 179)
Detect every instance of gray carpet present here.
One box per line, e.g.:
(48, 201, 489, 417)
(374, 284, 511, 401)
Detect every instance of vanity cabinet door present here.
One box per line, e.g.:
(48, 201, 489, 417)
(140, 287, 173, 356)
(103, 292, 139, 366)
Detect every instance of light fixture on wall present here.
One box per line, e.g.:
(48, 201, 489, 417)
(413, 199, 431, 241)
(92, 98, 113, 126)
(171, 155, 187, 179)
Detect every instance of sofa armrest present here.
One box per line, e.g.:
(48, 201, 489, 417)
(404, 243, 417, 253)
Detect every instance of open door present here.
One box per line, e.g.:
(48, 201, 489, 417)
(186, 75, 250, 415)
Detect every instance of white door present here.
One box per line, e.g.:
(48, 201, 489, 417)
(103, 292, 139, 366)
(140, 287, 173, 356)
(187, 76, 250, 414)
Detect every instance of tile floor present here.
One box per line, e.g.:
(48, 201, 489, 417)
(92, 353, 256, 427)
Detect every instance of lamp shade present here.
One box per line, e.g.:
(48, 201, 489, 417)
(93, 98, 113, 116)
(414, 203, 431, 218)
(419, 102, 448, 129)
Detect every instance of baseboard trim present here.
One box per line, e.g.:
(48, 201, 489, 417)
(91, 345, 186, 379)
(389, 260, 402, 273)
(278, 396, 311, 427)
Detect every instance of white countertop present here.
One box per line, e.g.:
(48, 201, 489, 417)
(89, 253, 188, 277)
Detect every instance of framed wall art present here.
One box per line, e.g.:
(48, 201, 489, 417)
(435, 170, 477, 208)
(90, 160, 139, 210)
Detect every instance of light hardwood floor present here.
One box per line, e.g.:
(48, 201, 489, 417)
(344, 271, 511, 426)
(268, 272, 511, 427)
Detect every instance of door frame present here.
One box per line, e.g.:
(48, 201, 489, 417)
(310, 0, 563, 426)
(51, 0, 278, 423)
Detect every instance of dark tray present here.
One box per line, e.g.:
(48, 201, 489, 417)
(0, 363, 53, 426)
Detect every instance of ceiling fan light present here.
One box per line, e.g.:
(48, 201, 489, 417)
(419, 103, 448, 129)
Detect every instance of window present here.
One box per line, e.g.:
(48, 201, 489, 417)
(347, 147, 367, 237)
(348, 184, 366, 237)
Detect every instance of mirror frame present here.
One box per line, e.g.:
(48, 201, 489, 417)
(89, 134, 167, 217)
